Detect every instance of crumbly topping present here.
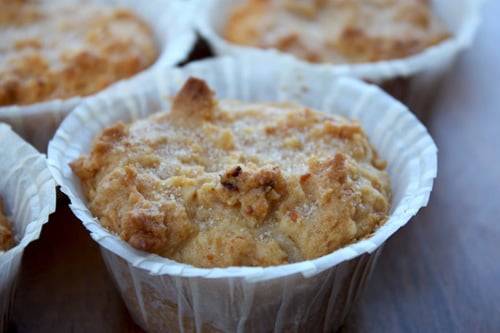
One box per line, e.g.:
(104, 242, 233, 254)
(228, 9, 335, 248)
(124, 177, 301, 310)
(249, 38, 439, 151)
(71, 78, 392, 268)
(0, 197, 15, 252)
(224, 0, 450, 64)
(0, 0, 158, 106)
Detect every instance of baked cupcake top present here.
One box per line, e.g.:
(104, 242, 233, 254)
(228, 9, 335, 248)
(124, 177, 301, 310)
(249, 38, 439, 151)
(0, 0, 158, 106)
(224, 0, 450, 64)
(0, 197, 14, 253)
(70, 77, 392, 268)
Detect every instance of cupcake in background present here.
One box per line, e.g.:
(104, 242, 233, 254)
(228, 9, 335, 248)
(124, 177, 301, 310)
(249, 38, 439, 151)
(0, 0, 158, 107)
(196, 0, 483, 117)
(48, 55, 437, 333)
(0, 123, 56, 332)
(0, 0, 196, 152)
(223, 0, 451, 64)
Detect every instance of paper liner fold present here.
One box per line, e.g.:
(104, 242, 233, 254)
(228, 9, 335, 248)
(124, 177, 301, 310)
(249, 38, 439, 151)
(0, 123, 56, 332)
(48, 55, 437, 332)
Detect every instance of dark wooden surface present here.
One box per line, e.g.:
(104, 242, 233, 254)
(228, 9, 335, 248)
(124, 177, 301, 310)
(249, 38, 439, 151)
(9, 2, 500, 332)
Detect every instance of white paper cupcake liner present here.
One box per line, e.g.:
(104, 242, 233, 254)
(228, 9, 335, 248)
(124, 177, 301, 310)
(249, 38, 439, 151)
(0, 123, 56, 332)
(195, 0, 484, 115)
(0, 0, 197, 153)
(48, 55, 437, 332)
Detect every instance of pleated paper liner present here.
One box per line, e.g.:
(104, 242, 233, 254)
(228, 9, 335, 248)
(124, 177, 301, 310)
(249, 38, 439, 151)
(0, 123, 56, 333)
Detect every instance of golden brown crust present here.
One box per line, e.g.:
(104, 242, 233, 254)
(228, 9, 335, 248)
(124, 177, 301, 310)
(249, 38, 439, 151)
(0, 197, 15, 252)
(171, 77, 217, 123)
(224, 0, 451, 64)
(71, 78, 391, 268)
(0, 0, 158, 106)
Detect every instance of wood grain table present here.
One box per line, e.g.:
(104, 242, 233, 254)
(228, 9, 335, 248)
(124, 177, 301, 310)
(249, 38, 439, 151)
(9, 2, 500, 332)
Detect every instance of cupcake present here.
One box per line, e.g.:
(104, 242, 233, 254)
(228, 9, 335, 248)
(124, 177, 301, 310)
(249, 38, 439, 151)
(0, 0, 197, 152)
(0, 199, 14, 254)
(69, 76, 392, 268)
(196, 0, 483, 116)
(0, 123, 56, 332)
(48, 55, 437, 332)
(223, 0, 451, 64)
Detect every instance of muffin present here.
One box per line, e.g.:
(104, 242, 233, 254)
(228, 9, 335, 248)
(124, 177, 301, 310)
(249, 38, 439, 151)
(0, 123, 56, 332)
(0, 198, 14, 253)
(70, 77, 392, 268)
(0, 0, 158, 106)
(224, 0, 450, 64)
(196, 0, 483, 116)
(0, 0, 197, 152)
(48, 55, 437, 332)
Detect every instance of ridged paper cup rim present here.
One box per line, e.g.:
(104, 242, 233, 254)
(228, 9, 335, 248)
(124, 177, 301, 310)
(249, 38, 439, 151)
(48, 55, 437, 282)
(0, 123, 56, 263)
(196, 0, 484, 81)
(0, 0, 197, 151)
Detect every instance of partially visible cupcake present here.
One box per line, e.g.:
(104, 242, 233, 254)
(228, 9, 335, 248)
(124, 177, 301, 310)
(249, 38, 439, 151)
(0, 198, 14, 254)
(196, 0, 483, 116)
(223, 0, 450, 64)
(0, 0, 196, 152)
(0, 123, 56, 332)
(48, 55, 437, 333)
